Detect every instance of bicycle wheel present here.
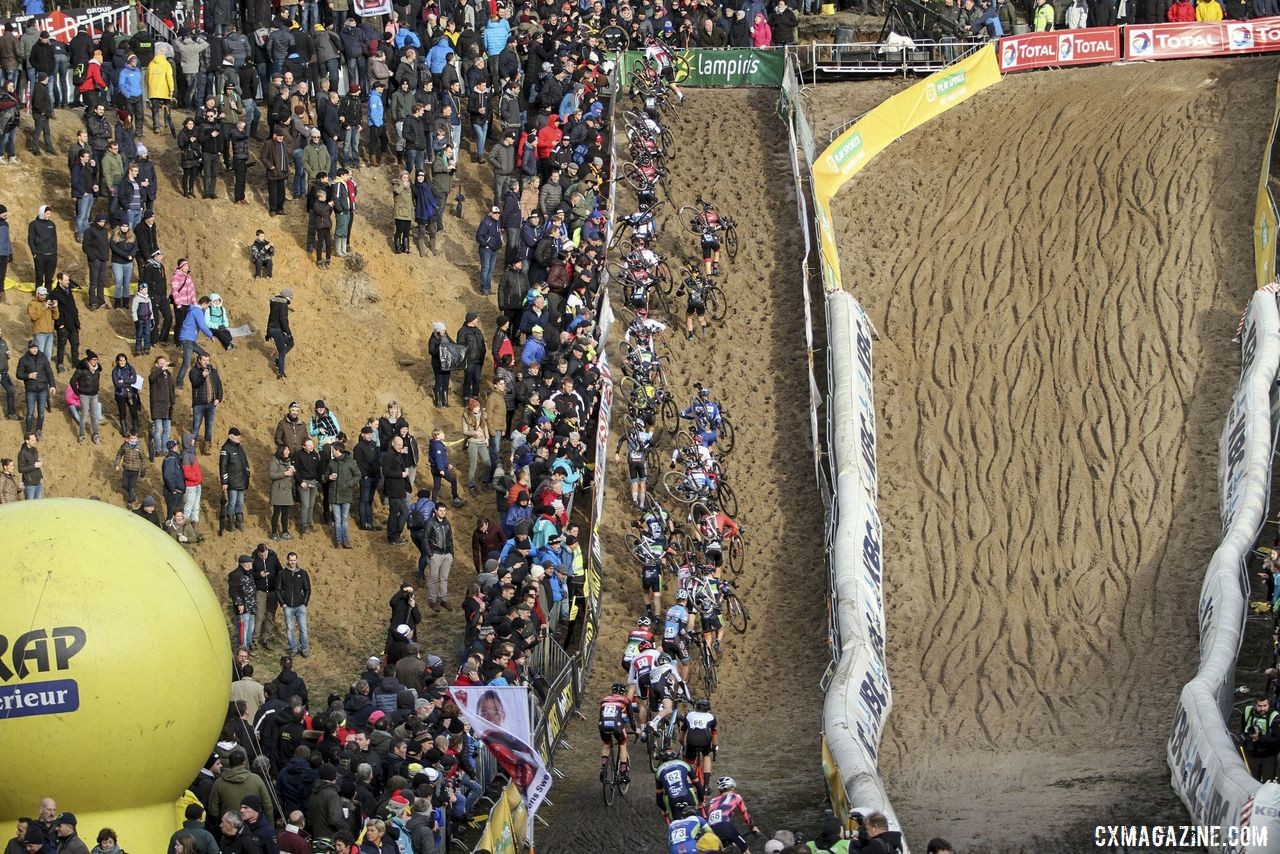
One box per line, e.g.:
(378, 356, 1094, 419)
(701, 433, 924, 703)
(648, 723, 661, 770)
(618, 752, 631, 795)
(630, 57, 651, 81)
(663, 469, 697, 504)
(603, 742, 618, 806)
(608, 222, 632, 250)
(661, 127, 675, 151)
(672, 52, 692, 81)
(718, 414, 736, 455)
(624, 532, 644, 563)
(677, 206, 704, 235)
(705, 285, 727, 323)
(645, 446, 662, 490)
(650, 278, 671, 319)
(655, 258, 675, 296)
(600, 24, 629, 52)
(726, 595, 749, 634)
(716, 480, 739, 518)
(724, 223, 739, 260)
(727, 535, 745, 576)
(660, 396, 680, 436)
(701, 645, 717, 696)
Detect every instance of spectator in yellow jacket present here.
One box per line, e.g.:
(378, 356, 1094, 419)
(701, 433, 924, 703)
(1196, 0, 1225, 18)
(146, 54, 177, 136)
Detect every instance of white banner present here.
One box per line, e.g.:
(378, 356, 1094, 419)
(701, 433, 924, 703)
(354, 0, 392, 16)
(1169, 290, 1280, 852)
(821, 290, 905, 841)
(449, 685, 552, 842)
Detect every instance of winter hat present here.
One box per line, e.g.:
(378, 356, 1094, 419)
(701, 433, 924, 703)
(464, 311, 478, 323)
(368, 710, 387, 724)
(37, 204, 49, 217)
(55, 814, 76, 828)
(35, 286, 47, 296)
(136, 144, 148, 156)
(142, 496, 156, 507)
(166, 440, 178, 450)
(314, 399, 326, 409)
(279, 288, 293, 300)
(432, 321, 446, 333)
(237, 554, 252, 564)
(387, 792, 409, 813)
(240, 794, 264, 814)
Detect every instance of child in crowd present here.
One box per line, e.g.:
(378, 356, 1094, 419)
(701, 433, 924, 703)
(251, 230, 275, 278)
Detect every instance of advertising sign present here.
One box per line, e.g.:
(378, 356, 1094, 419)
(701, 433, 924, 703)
(999, 27, 1122, 71)
(618, 49, 784, 88)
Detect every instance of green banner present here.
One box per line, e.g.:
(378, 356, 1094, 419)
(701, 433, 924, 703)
(619, 48, 784, 88)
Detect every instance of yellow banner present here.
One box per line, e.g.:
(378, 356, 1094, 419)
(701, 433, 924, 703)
(821, 735, 851, 830)
(811, 43, 1003, 292)
(1254, 74, 1280, 288)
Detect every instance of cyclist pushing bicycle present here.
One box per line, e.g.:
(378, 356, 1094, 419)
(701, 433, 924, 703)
(649, 650, 692, 735)
(681, 697, 719, 781)
(628, 638, 661, 730)
(616, 415, 655, 507)
(695, 504, 740, 572)
(656, 751, 702, 824)
(690, 569, 725, 655)
(599, 683, 636, 785)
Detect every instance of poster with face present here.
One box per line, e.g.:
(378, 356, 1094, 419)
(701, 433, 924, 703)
(448, 685, 552, 842)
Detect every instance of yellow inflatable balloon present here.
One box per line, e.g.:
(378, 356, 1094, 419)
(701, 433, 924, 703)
(0, 499, 230, 851)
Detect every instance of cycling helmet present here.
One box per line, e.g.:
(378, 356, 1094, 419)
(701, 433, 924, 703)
(694, 698, 711, 712)
(656, 653, 673, 665)
(716, 776, 737, 792)
(637, 616, 652, 627)
(638, 639, 654, 651)
(658, 750, 677, 762)
(678, 803, 700, 818)
(611, 683, 627, 694)
(693, 433, 706, 444)
(698, 386, 711, 399)
(676, 589, 689, 601)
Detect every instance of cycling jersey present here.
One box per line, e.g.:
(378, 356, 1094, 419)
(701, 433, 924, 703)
(656, 757, 699, 808)
(599, 692, 632, 729)
(685, 275, 707, 308)
(706, 792, 753, 830)
(684, 401, 722, 433)
(681, 710, 716, 748)
(625, 316, 667, 344)
(641, 510, 669, 543)
(650, 660, 687, 702)
(664, 603, 690, 640)
(667, 815, 710, 853)
(626, 430, 653, 463)
(627, 248, 660, 269)
(645, 43, 672, 70)
(629, 647, 660, 690)
(622, 628, 654, 670)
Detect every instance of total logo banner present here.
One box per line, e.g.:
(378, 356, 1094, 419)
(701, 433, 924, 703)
(1123, 17, 1280, 59)
(998, 27, 1122, 71)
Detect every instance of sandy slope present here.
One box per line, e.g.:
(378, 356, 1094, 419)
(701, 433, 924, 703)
(829, 58, 1277, 850)
(539, 89, 828, 852)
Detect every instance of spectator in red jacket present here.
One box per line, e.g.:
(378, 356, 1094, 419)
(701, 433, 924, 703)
(1168, 0, 1196, 19)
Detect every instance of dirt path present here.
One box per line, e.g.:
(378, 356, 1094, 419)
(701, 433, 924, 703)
(829, 58, 1277, 850)
(540, 89, 827, 851)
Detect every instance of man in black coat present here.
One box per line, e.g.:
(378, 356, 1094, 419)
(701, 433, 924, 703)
(456, 311, 485, 402)
(82, 212, 109, 310)
(382, 435, 410, 544)
(26, 204, 57, 291)
(29, 71, 53, 156)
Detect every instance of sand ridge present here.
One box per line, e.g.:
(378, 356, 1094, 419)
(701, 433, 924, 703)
(824, 58, 1277, 850)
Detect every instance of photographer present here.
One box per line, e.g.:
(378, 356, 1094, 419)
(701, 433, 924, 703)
(1243, 694, 1280, 782)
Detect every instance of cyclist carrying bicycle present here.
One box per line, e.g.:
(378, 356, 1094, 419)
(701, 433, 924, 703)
(666, 803, 713, 852)
(599, 683, 636, 785)
(618, 203, 660, 244)
(656, 751, 702, 823)
(680, 698, 719, 781)
(698, 204, 725, 277)
(695, 504, 740, 571)
(625, 312, 668, 347)
(628, 638, 661, 731)
(705, 777, 761, 853)
(615, 415, 655, 507)
(661, 588, 695, 678)
(691, 569, 725, 655)
(644, 36, 687, 104)
(677, 266, 710, 341)
(681, 386, 723, 447)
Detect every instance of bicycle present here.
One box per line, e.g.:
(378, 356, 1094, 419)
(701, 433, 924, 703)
(602, 736, 630, 806)
(722, 581, 749, 634)
(726, 531, 745, 576)
(690, 633, 718, 697)
(623, 110, 675, 151)
(648, 700, 684, 771)
(679, 196, 740, 262)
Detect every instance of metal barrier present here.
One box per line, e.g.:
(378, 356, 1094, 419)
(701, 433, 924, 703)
(794, 39, 985, 79)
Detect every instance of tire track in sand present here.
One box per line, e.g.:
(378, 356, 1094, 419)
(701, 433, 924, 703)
(539, 90, 825, 851)
(830, 59, 1275, 851)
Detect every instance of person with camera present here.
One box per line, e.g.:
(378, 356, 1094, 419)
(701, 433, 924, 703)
(1243, 694, 1280, 782)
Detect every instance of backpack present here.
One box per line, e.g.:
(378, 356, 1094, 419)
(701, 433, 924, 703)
(534, 234, 556, 266)
(407, 506, 427, 530)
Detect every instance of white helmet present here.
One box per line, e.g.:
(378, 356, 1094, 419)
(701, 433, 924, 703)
(717, 776, 736, 792)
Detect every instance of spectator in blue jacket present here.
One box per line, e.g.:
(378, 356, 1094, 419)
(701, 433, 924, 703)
(428, 427, 462, 506)
(502, 489, 532, 538)
(118, 54, 144, 134)
(176, 299, 214, 389)
(395, 27, 421, 51)
(483, 14, 511, 69)
(368, 81, 387, 163)
(426, 36, 452, 87)
(161, 438, 184, 515)
(520, 325, 545, 368)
